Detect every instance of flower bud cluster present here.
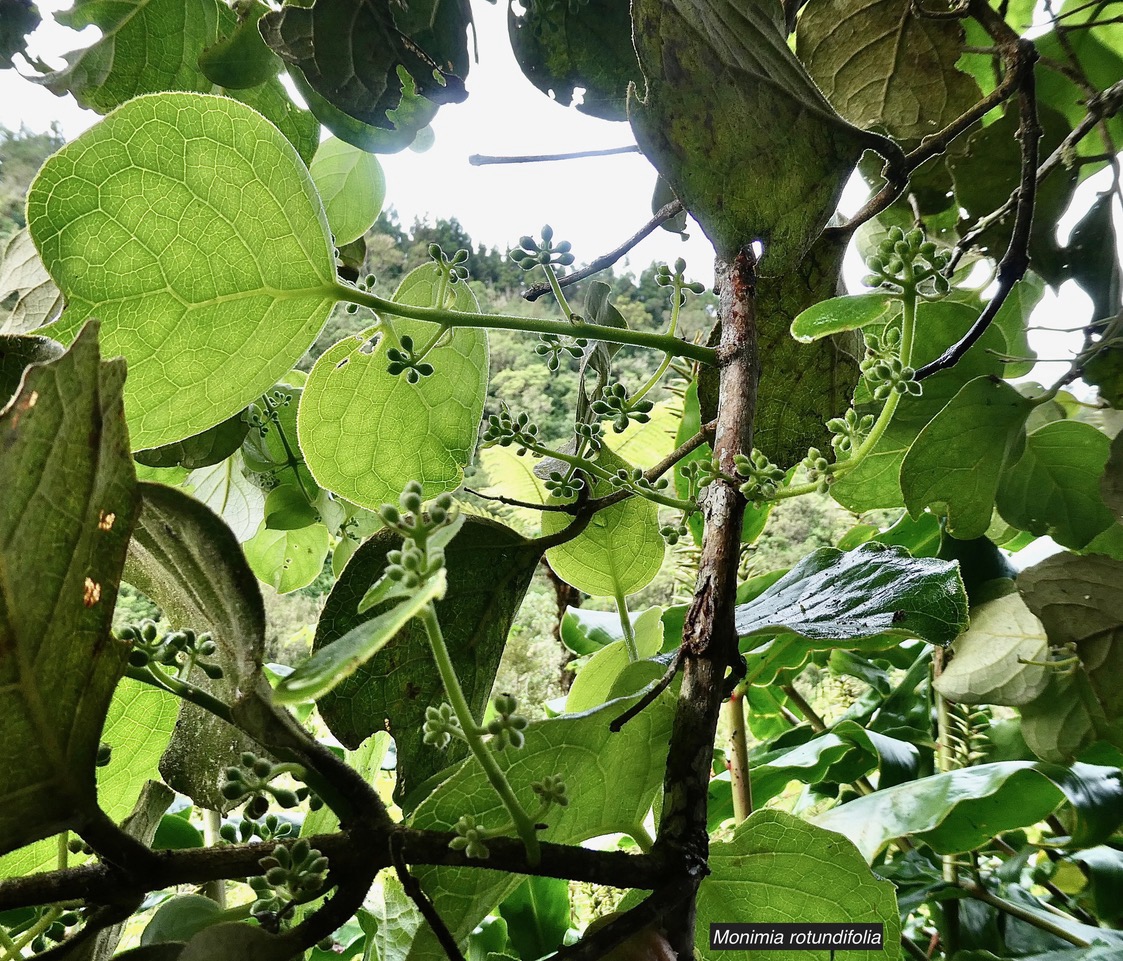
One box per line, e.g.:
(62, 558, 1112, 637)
(827, 409, 874, 455)
(510, 225, 575, 270)
(482, 406, 540, 454)
(428, 243, 470, 283)
(862, 226, 952, 298)
(487, 693, 529, 750)
(534, 333, 587, 372)
(121, 620, 224, 679)
(733, 450, 786, 506)
(387, 334, 436, 383)
(592, 382, 654, 433)
(378, 483, 459, 590)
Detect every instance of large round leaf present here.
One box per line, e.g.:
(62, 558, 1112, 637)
(27, 92, 338, 449)
(298, 265, 488, 508)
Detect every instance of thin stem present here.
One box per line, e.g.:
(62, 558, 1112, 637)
(543, 263, 574, 320)
(725, 693, 752, 823)
(629, 823, 656, 854)
(631, 290, 683, 406)
(614, 589, 638, 662)
(469, 145, 641, 165)
(57, 834, 67, 872)
(420, 604, 541, 864)
(125, 664, 235, 725)
(960, 881, 1091, 947)
(201, 811, 226, 908)
(13, 907, 60, 953)
(782, 684, 828, 733)
(341, 283, 718, 365)
(933, 650, 961, 952)
(0, 925, 19, 961)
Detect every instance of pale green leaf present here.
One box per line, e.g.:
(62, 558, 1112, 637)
(402, 693, 674, 961)
(0, 228, 64, 335)
(298, 265, 488, 509)
(28, 93, 338, 449)
(186, 453, 266, 543)
(244, 522, 330, 595)
(832, 302, 1006, 512)
(900, 376, 1036, 539)
(996, 420, 1115, 549)
(275, 571, 445, 705)
(790, 293, 896, 343)
(699, 811, 901, 960)
(540, 450, 665, 597)
(565, 608, 664, 712)
(797, 0, 982, 140)
(814, 761, 1123, 860)
(309, 137, 387, 246)
(0, 324, 137, 856)
(933, 593, 1051, 706)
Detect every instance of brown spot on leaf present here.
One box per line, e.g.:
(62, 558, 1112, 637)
(98, 510, 116, 531)
(83, 577, 102, 607)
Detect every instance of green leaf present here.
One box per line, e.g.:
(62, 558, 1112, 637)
(996, 420, 1115, 549)
(900, 376, 1036, 540)
(186, 454, 266, 544)
(141, 895, 227, 947)
(797, 0, 982, 140)
(315, 517, 541, 808)
(1016, 553, 1123, 760)
(135, 412, 249, 472)
(1103, 431, 1123, 521)
(260, 0, 468, 129)
(790, 293, 897, 343)
(565, 609, 664, 712)
(0, 324, 138, 855)
(28, 93, 337, 450)
(244, 523, 330, 595)
(0, 332, 62, 406)
(402, 693, 674, 961)
(298, 265, 488, 508)
(540, 449, 665, 597)
(0, 0, 39, 69)
(814, 761, 1123, 861)
(498, 877, 571, 961)
(698, 811, 901, 960)
(197, 1, 281, 89)
(832, 301, 1007, 512)
(560, 607, 625, 655)
(0, 228, 64, 334)
(735, 542, 968, 647)
(31, 0, 317, 161)
(275, 572, 444, 705)
(124, 482, 268, 810)
(1066, 192, 1120, 326)
(309, 138, 387, 246)
(0, 677, 179, 879)
(508, 0, 639, 121)
(933, 592, 1051, 706)
(629, 0, 872, 264)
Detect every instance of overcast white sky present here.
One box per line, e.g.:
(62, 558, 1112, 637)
(0, 0, 725, 281)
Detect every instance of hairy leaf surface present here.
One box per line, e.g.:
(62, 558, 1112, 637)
(309, 137, 386, 246)
(0, 324, 137, 854)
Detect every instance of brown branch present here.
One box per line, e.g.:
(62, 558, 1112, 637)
(0, 829, 671, 914)
(916, 34, 1041, 380)
(654, 248, 759, 959)
(610, 650, 685, 732)
(781, 684, 828, 733)
(522, 201, 686, 302)
(469, 146, 641, 166)
(390, 834, 466, 961)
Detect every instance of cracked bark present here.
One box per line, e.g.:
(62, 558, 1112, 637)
(655, 248, 758, 959)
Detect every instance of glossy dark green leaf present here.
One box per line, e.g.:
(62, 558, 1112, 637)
(629, 0, 872, 264)
(0, 332, 62, 406)
(0, 323, 138, 855)
(1103, 431, 1123, 521)
(1085, 345, 1123, 409)
(996, 420, 1115, 549)
(797, 0, 982, 140)
(261, 0, 467, 131)
(814, 761, 1123, 861)
(315, 517, 541, 808)
(125, 483, 268, 811)
(735, 542, 968, 647)
(900, 376, 1036, 540)
(1066, 192, 1121, 326)
(498, 877, 570, 961)
(135, 412, 249, 471)
(508, 0, 638, 121)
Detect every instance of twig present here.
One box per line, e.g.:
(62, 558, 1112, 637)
(901, 933, 931, 961)
(469, 145, 641, 166)
(725, 692, 753, 822)
(463, 488, 574, 512)
(390, 834, 466, 961)
(523, 200, 687, 302)
(0, 830, 670, 913)
(916, 34, 1040, 380)
(610, 651, 684, 732)
(781, 684, 828, 733)
(960, 880, 1092, 947)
